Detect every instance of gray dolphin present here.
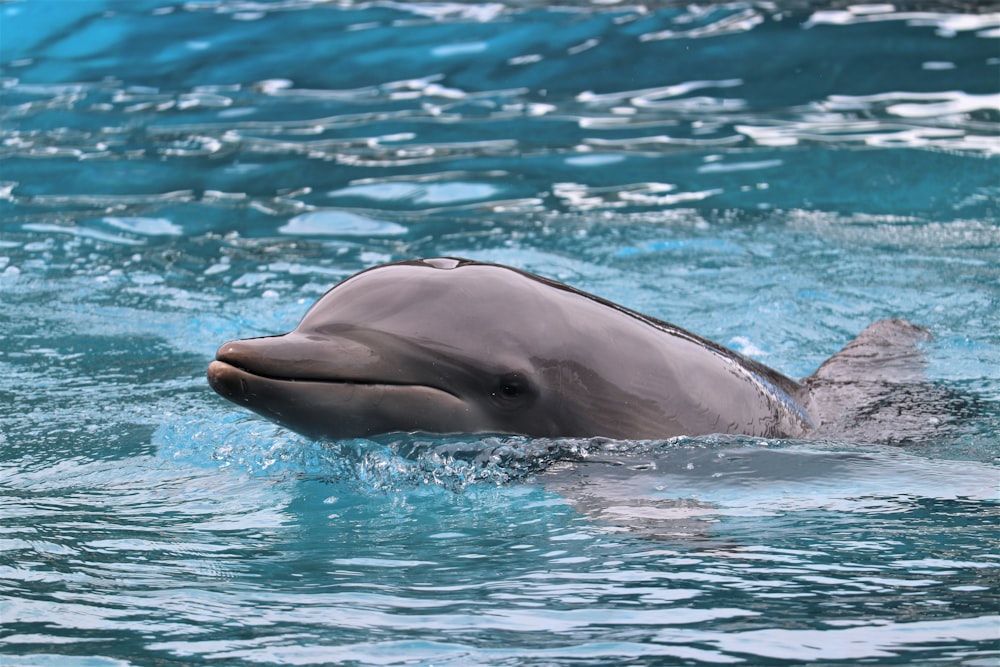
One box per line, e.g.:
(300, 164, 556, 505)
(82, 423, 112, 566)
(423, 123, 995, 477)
(207, 257, 936, 442)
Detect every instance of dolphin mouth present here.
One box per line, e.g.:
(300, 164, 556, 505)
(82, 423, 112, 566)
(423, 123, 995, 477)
(207, 359, 459, 399)
(206, 359, 470, 440)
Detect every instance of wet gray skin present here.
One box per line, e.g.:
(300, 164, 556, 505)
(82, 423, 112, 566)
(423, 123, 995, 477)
(207, 257, 934, 442)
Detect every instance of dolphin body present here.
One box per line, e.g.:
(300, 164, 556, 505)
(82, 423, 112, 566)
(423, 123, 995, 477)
(208, 257, 936, 443)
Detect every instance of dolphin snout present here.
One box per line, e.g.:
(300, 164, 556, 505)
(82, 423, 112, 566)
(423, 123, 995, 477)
(213, 335, 322, 380)
(207, 359, 250, 401)
(208, 337, 288, 403)
(214, 338, 269, 371)
(210, 332, 388, 383)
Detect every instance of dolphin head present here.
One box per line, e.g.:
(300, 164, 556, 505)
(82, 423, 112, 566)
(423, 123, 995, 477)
(207, 257, 666, 440)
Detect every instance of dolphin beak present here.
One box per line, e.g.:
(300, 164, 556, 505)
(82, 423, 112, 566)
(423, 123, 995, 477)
(205, 336, 475, 440)
(207, 359, 248, 401)
(211, 333, 386, 383)
(207, 336, 306, 405)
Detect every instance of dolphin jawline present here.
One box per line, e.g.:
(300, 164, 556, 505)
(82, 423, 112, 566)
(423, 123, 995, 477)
(207, 360, 460, 398)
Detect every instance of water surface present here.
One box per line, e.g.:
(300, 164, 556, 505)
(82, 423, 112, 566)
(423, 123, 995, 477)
(1, 1, 999, 665)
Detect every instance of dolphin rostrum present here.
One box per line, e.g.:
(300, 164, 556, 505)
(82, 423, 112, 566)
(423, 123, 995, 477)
(208, 257, 936, 443)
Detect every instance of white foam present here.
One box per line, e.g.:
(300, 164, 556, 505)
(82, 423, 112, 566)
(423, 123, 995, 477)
(729, 336, 769, 358)
(922, 61, 956, 71)
(279, 211, 407, 236)
(697, 159, 783, 174)
(565, 154, 626, 167)
(102, 216, 183, 236)
(329, 181, 500, 205)
(22, 223, 145, 246)
(886, 92, 1000, 118)
(329, 182, 421, 201)
(416, 182, 499, 205)
(431, 42, 489, 58)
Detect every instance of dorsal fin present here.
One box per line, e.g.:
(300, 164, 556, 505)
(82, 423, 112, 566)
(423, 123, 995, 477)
(802, 319, 941, 443)
(807, 318, 932, 385)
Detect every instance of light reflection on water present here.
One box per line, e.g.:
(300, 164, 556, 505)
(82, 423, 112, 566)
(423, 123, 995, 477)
(1, 0, 999, 665)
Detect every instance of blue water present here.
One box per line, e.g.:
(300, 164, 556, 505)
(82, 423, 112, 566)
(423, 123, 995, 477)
(2, 1, 999, 665)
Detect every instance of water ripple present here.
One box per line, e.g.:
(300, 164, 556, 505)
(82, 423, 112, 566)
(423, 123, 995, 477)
(3, 3, 999, 665)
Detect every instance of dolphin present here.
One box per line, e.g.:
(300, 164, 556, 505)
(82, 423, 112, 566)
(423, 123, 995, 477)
(207, 257, 938, 443)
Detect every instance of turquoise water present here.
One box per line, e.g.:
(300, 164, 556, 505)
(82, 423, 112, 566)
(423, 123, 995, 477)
(2, 1, 999, 665)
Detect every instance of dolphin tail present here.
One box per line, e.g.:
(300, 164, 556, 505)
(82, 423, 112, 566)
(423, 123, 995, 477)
(802, 319, 941, 443)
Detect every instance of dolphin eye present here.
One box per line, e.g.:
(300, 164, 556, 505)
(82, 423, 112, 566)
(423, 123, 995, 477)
(491, 372, 534, 408)
(499, 382, 522, 399)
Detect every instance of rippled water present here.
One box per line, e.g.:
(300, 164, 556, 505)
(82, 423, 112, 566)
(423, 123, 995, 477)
(2, 1, 999, 665)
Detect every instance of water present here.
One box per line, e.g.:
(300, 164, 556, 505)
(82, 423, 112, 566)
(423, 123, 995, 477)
(2, 0, 999, 665)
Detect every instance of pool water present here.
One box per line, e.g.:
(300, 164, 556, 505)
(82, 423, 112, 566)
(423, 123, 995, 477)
(2, 1, 999, 665)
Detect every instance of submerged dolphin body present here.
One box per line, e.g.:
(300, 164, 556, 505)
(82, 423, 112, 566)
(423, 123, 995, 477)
(207, 257, 936, 443)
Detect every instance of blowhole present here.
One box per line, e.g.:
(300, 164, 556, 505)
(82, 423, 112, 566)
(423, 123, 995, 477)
(421, 257, 464, 270)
